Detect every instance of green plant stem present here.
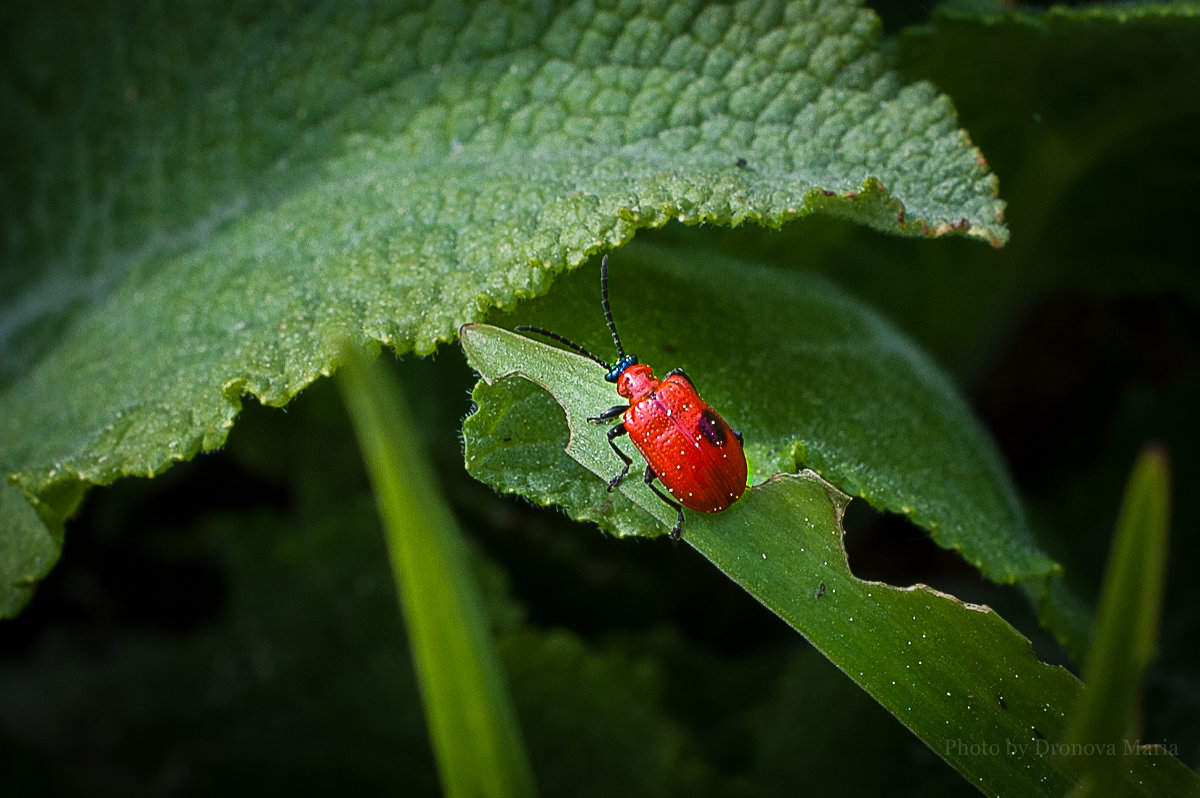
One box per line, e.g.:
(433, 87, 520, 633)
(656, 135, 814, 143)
(338, 343, 537, 798)
(1064, 446, 1173, 797)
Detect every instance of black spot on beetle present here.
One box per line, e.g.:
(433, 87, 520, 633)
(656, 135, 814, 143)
(696, 408, 726, 446)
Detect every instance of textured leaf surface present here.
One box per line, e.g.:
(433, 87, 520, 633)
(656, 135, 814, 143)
(461, 244, 1056, 584)
(0, 0, 1006, 614)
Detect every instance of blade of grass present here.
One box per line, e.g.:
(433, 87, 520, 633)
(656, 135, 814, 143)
(1064, 445, 1175, 797)
(337, 343, 537, 798)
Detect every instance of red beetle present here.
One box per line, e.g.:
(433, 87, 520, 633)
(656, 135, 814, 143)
(517, 256, 747, 538)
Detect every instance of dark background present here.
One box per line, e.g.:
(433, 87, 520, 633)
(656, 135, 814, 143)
(2, 2, 1198, 795)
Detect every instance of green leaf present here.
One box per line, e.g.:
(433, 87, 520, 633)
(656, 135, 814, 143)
(463, 392, 1200, 796)
(1064, 447, 1174, 796)
(2, 0, 1004, 614)
(459, 296, 1198, 791)
(463, 245, 1054, 585)
(336, 344, 536, 798)
(697, 475, 1196, 797)
(894, 0, 1200, 662)
(0, 480, 62, 614)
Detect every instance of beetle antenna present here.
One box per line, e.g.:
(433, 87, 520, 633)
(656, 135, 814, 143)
(599, 255, 627, 359)
(515, 326, 611, 370)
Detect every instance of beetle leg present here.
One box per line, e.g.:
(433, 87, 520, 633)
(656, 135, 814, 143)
(604, 423, 633, 490)
(643, 466, 685, 539)
(588, 404, 628, 424)
(733, 428, 743, 444)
